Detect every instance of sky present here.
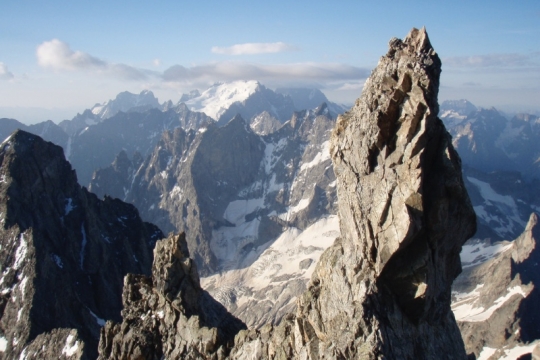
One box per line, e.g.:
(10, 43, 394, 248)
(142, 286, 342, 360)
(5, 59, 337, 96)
(0, 0, 539, 123)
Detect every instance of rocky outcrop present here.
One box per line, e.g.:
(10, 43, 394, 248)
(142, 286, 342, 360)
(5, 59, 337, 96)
(91, 105, 339, 327)
(0, 130, 163, 359)
(98, 27, 476, 359)
(89, 150, 144, 200)
(98, 233, 246, 360)
(230, 26, 476, 359)
(452, 213, 540, 359)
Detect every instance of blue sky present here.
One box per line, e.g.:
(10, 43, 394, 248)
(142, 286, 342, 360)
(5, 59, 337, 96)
(0, 0, 539, 123)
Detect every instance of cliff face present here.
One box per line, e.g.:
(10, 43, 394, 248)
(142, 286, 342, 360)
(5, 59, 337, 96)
(98, 28, 476, 359)
(453, 213, 540, 358)
(98, 233, 246, 360)
(230, 26, 476, 360)
(0, 130, 163, 359)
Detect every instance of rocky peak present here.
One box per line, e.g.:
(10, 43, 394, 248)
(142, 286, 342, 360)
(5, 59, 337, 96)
(98, 233, 246, 359)
(231, 26, 476, 358)
(98, 28, 476, 359)
(0, 130, 163, 359)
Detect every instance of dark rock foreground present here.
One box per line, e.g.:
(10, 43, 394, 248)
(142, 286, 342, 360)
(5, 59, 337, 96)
(0, 130, 163, 359)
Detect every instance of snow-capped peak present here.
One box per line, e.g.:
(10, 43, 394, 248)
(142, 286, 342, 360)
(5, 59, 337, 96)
(182, 80, 261, 121)
(89, 90, 160, 120)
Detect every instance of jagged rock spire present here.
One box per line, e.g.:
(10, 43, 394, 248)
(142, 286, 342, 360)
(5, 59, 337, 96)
(98, 28, 476, 360)
(231, 26, 476, 359)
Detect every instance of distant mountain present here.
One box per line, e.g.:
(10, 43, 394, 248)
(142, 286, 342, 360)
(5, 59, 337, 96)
(452, 213, 540, 358)
(182, 80, 296, 126)
(440, 101, 540, 179)
(0, 118, 68, 150)
(59, 90, 162, 136)
(275, 87, 347, 118)
(439, 99, 477, 127)
(67, 106, 212, 185)
(180, 81, 347, 127)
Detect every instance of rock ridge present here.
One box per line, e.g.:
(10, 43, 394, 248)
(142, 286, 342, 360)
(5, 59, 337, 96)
(0, 129, 163, 359)
(98, 27, 476, 359)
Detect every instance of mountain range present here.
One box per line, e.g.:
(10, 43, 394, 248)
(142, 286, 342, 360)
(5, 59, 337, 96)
(0, 42, 540, 358)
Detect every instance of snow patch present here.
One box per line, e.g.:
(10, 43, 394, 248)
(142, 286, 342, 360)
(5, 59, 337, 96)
(223, 198, 264, 225)
(89, 309, 106, 327)
(460, 240, 512, 268)
(14, 233, 28, 270)
(477, 347, 497, 360)
(53, 254, 64, 269)
(300, 141, 330, 171)
(203, 216, 340, 307)
(452, 285, 530, 322)
(499, 342, 539, 359)
(62, 334, 80, 357)
(184, 81, 259, 121)
(0, 336, 6, 352)
(65, 198, 75, 215)
(467, 176, 525, 235)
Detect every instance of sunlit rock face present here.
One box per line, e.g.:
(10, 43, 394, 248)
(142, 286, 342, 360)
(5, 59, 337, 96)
(230, 27, 476, 359)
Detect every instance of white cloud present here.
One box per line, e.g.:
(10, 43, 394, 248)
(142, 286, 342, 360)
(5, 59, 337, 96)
(444, 53, 539, 68)
(0, 63, 14, 80)
(37, 39, 106, 70)
(162, 62, 368, 87)
(36, 39, 152, 80)
(211, 42, 297, 55)
(153, 58, 161, 67)
(336, 81, 365, 91)
(33, 39, 369, 94)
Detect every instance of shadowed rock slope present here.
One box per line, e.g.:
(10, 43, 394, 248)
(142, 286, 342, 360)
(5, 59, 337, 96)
(98, 27, 476, 359)
(0, 130, 163, 359)
(98, 233, 246, 360)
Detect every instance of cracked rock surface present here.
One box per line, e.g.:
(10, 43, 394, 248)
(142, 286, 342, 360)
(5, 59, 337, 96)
(230, 26, 476, 360)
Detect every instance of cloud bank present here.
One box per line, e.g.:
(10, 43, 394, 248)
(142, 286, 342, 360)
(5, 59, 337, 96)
(0, 63, 14, 80)
(36, 39, 152, 80)
(161, 62, 368, 87)
(444, 53, 539, 68)
(35, 39, 369, 91)
(211, 42, 296, 55)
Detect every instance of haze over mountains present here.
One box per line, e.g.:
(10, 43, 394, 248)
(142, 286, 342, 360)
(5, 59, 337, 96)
(0, 64, 540, 359)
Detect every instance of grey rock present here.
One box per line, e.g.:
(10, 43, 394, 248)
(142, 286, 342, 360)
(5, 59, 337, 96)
(453, 213, 540, 358)
(97, 233, 246, 360)
(0, 130, 163, 359)
(231, 26, 476, 359)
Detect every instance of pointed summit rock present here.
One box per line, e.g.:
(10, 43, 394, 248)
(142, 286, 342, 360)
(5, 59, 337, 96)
(231, 26, 476, 359)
